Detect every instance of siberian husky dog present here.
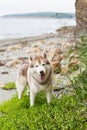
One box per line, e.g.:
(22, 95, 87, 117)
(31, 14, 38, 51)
(16, 53, 52, 106)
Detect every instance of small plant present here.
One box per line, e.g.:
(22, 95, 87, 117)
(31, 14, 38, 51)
(2, 82, 16, 90)
(69, 71, 87, 104)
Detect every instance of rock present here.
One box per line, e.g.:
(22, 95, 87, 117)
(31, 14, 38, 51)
(35, 40, 45, 45)
(61, 53, 79, 74)
(1, 71, 9, 74)
(76, 0, 87, 35)
(18, 57, 28, 62)
(0, 62, 5, 66)
(20, 40, 28, 46)
(53, 74, 74, 98)
(6, 59, 22, 67)
(6, 44, 22, 51)
(47, 48, 62, 73)
(48, 48, 62, 60)
(27, 46, 43, 54)
(56, 26, 76, 35)
(51, 61, 61, 74)
(0, 49, 6, 52)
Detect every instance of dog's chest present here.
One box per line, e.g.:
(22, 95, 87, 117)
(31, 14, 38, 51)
(30, 80, 51, 93)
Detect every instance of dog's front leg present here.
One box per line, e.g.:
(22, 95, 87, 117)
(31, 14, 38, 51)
(46, 89, 52, 104)
(30, 91, 36, 107)
(26, 86, 30, 96)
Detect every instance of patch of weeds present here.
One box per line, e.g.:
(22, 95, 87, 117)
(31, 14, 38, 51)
(0, 93, 87, 130)
(2, 82, 16, 90)
(54, 67, 61, 74)
(76, 36, 87, 64)
(69, 71, 87, 104)
(68, 64, 79, 73)
(69, 37, 87, 104)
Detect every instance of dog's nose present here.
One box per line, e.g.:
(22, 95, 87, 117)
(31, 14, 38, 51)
(40, 71, 44, 74)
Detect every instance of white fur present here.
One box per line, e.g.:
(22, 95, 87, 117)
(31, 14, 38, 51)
(16, 55, 52, 107)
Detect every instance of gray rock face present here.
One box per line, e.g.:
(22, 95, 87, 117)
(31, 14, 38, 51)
(75, 0, 87, 35)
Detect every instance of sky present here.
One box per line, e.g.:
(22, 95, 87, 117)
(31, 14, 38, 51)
(0, 0, 76, 16)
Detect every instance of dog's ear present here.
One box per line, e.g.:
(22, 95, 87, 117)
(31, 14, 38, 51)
(43, 52, 47, 58)
(29, 56, 33, 62)
(29, 56, 34, 68)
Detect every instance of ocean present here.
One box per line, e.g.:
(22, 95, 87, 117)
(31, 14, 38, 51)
(0, 17, 76, 39)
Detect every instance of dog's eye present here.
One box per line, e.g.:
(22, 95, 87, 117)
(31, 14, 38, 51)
(42, 63, 45, 66)
(46, 61, 50, 65)
(35, 65, 38, 67)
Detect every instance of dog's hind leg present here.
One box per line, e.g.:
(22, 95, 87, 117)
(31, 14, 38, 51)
(16, 76, 27, 99)
(17, 85, 25, 99)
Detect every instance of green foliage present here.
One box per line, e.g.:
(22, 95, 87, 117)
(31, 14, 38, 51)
(2, 82, 16, 90)
(0, 94, 87, 130)
(69, 37, 87, 104)
(79, 37, 87, 64)
(69, 72, 87, 103)
(68, 64, 79, 73)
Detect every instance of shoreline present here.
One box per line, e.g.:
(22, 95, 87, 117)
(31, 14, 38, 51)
(0, 33, 56, 46)
(0, 26, 76, 47)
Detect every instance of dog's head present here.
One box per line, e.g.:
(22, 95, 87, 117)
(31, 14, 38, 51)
(29, 52, 52, 83)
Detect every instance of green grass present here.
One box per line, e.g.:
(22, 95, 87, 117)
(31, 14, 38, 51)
(0, 94, 87, 130)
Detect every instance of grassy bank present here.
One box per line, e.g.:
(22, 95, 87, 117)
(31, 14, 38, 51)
(0, 94, 87, 130)
(0, 37, 87, 130)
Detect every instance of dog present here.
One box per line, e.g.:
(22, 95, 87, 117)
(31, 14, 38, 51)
(16, 52, 53, 106)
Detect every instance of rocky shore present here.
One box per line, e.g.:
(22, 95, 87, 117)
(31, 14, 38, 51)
(0, 28, 76, 83)
(0, 26, 82, 103)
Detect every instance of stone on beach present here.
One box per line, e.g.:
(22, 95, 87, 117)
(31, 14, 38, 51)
(6, 59, 22, 67)
(6, 44, 23, 51)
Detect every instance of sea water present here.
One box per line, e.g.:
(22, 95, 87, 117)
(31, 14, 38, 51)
(0, 17, 76, 39)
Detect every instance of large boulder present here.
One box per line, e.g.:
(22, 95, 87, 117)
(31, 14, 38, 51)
(75, 0, 87, 35)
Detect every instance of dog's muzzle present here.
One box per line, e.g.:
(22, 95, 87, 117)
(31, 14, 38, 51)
(40, 71, 45, 80)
